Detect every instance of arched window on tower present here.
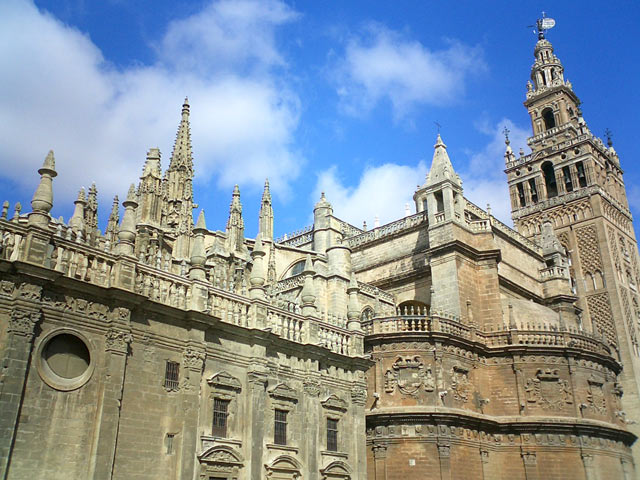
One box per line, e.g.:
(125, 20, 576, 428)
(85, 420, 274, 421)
(542, 161, 558, 198)
(434, 191, 444, 213)
(542, 108, 556, 130)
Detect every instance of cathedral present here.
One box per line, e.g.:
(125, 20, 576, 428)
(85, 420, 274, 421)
(0, 20, 638, 480)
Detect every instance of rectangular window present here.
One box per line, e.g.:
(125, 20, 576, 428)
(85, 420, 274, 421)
(164, 361, 180, 390)
(528, 179, 538, 203)
(327, 418, 338, 452)
(212, 398, 230, 437)
(562, 166, 573, 192)
(516, 182, 526, 207)
(166, 433, 175, 455)
(576, 161, 587, 188)
(274, 409, 288, 445)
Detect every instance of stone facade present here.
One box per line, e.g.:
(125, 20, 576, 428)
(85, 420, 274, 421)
(0, 21, 638, 480)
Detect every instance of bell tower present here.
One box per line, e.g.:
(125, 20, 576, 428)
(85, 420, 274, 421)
(505, 16, 640, 459)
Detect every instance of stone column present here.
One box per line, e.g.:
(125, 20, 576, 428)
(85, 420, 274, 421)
(0, 303, 40, 478)
(351, 385, 367, 477)
(302, 379, 320, 477)
(521, 450, 538, 480)
(438, 443, 452, 480)
(581, 453, 596, 480)
(88, 319, 132, 480)
(246, 370, 268, 478)
(480, 449, 490, 480)
(179, 343, 205, 480)
(372, 443, 387, 480)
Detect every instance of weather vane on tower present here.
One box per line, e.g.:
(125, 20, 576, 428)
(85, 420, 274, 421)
(529, 12, 556, 39)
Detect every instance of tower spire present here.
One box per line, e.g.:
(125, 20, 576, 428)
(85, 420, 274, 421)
(426, 134, 461, 188)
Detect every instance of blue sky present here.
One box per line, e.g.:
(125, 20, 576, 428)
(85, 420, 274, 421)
(0, 0, 638, 239)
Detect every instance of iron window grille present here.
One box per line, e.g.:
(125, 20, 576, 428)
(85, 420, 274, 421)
(164, 361, 180, 390)
(327, 418, 338, 451)
(274, 409, 288, 445)
(212, 398, 230, 437)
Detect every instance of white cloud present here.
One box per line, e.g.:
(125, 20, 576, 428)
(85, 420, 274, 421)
(334, 24, 485, 119)
(460, 118, 530, 225)
(0, 0, 300, 221)
(160, 0, 299, 75)
(313, 161, 427, 228)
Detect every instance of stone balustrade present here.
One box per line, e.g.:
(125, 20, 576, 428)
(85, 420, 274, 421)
(0, 218, 363, 358)
(363, 314, 612, 357)
(346, 211, 427, 249)
(540, 264, 569, 279)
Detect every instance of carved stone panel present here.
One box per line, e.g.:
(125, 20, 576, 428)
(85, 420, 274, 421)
(449, 365, 471, 404)
(524, 368, 572, 410)
(384, 356, 434, 396)
(585, 375, 607, 415)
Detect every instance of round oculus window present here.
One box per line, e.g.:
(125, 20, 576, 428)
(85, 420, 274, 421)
(37, 330, 94, 391)
(43, 334, 90, 379)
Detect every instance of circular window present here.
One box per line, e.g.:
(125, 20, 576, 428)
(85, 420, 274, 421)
(43, 334, 90, 378)
(37, 330, 94, 391)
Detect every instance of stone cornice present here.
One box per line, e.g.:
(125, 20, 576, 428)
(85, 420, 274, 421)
(365, 409, 635, 446)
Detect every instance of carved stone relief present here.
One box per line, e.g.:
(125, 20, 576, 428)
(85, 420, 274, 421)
(384, 356, 434, 396)
(449, 365, 471, 404)
(524, 368, 572, 410)
(585, 375, 607, 415)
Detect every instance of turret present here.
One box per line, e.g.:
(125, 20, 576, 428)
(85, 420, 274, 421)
(249, 236, 266, 300)
(422, 134, 464, 226)
(28, 150, 57, 227)
(117, 184, 138, 256)
(69, 188, 87, 236)
(312, 192, 333, 253)
(300, 254, 317, 317)
(347, 273, 361, 331)
(189, 210, 207, 281)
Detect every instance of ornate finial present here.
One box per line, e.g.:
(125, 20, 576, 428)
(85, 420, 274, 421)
(434, 121, 441, 134)
(126, 184, 136, 203)
(502, 126, 511, 145)
(604, 128, 613, 147)
(182, 97, 190, 115)
(195, 209, 206, 231)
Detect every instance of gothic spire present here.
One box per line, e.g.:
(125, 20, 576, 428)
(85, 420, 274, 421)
(168, 97, 193, 172)
(106, 195, 120, 242)
(426, 134, 461, 188)
(163, 99, 195, 259)
(258, 178, 274, 240)
(225, 185, 245, 253)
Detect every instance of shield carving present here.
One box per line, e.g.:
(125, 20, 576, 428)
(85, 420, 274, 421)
(393, 356, 424, 396)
